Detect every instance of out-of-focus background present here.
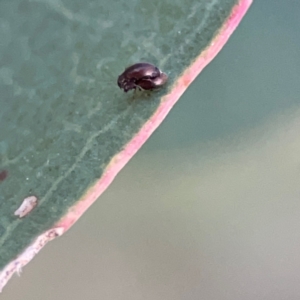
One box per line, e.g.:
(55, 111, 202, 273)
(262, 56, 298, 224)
(4, 1, 300, 299)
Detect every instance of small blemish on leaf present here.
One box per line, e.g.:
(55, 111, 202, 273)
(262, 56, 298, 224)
(0, 170, 8, 182)
(14, 196, 38, 218)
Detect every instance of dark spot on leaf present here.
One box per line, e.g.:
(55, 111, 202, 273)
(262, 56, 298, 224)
(0, 170, 8, 182)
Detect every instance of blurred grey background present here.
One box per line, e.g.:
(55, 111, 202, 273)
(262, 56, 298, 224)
(4, 1, 300, 299)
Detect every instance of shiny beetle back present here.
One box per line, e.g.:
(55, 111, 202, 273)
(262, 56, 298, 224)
(118, 62, 168, 92)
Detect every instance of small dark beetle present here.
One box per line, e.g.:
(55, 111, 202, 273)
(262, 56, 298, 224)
(118, 62, 168, 92)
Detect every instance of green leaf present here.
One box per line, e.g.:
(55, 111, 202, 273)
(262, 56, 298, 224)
(0, 0, 252, 291)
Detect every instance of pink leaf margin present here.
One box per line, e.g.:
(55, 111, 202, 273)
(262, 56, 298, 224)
(0, 0, 252, 292)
